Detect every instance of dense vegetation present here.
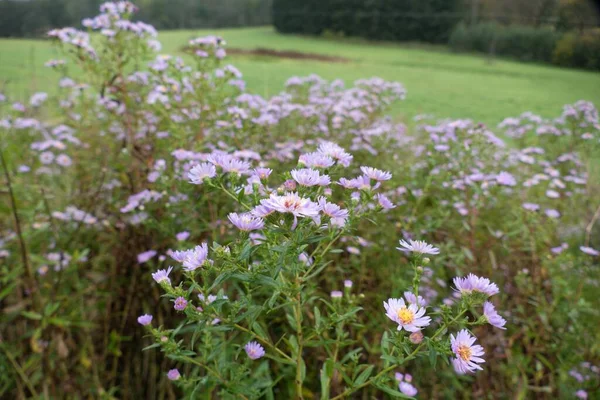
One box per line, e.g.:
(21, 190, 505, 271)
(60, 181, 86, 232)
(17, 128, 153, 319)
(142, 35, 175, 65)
(1, 3, 599, 399)
(0, 0, 272, 37)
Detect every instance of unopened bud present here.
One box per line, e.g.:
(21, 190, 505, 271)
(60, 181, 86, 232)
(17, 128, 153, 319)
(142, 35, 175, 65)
(422, 257, 430, 265)
(409, 331, 424, 344)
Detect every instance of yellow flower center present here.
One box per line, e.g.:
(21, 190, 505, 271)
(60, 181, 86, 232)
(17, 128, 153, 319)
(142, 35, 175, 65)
(397, 307, 415, 325)
(457, 345, 472, 361)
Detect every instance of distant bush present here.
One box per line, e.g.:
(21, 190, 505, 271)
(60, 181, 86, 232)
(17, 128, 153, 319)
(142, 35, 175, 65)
(449, 22, 561, 64)
(273, 0, 463, 44)
(553, 29, 600, 70)
(449, 22, 600, 71)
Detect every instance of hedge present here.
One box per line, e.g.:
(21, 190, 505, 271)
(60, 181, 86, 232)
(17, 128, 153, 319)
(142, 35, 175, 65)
(273, 0, 463, 44)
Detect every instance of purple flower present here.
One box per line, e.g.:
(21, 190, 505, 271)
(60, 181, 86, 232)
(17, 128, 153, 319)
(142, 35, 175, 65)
(522, 202, 540, 211)
(260, 192, 320, 228)
(575, 390, 588, 399)
(228, 212, 265, 231)
(317, 197, 348, 226)
(244, 341, 265, 360)
(167, 368, 181, 381)
(56, 154, 72, 167)
(399, 382, 418, 397)
(152, 266, 173, 284)
(483, 302, 506, 329)
(137, 250, 157, 264)
(253, 168, 272, 180)
(551, 243, 568, 254)
(496, 171, 516, 186)
(331, 290, 343, 298)
(404, 291, 427, 307)
(451, 329, 485, 374)
(176, 231, 190, 241)
(545, 209, 560, 219)
(453, 274, 499, 297)
(299, 152, 335, 168)
(376, 193, 395, 209)
(137, 314, 153, 326)
(174, 297, 188, 311)
(338, 176, 372, 190)
(397, 239, 439, 255)
(40, 151, 54, 164)
(384, 298, 431, 332)
(580, 246, 599, 256)
(188, 162, 216, 184)
(318, 142, 353, 167)
(360, 166, 392, 181)
(207, 154, 251, 174)
(291, 168, 331, 187)
(180, 243, 210, 271)
(344, 280, 353, 288)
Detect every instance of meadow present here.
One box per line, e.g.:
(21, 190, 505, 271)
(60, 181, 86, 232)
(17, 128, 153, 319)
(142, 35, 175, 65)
(2, 26, 600, 124)
(1, 3, 600, 400)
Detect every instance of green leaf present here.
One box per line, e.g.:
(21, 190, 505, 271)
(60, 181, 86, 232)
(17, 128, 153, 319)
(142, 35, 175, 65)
(354, 365, 374, 386)
(21, 311, 42, 320)
(374, 382, 414, 398)
(319, 359, 334, 400)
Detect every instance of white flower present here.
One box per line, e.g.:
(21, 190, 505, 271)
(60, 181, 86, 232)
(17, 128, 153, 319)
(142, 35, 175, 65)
(383, 298, 431, 332)
(397, 239, 440, 255)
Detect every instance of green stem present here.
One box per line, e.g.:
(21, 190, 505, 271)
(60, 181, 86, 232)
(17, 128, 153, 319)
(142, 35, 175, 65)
(294, 284, 305, 399)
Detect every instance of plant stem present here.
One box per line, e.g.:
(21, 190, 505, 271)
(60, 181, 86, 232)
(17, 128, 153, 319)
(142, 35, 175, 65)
(294, 277, 304, 399)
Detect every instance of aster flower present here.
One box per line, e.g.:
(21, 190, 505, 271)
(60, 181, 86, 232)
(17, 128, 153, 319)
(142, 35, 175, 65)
(399, 382, 418, 397)
(299, 152, 335, 168)
(344, 280, 353, 288)
(251, 205, 275, 218)
(291, 168, 331, 187)
(580, 246, 599, 256)
(260, 192, 320, 228)
(137, 314, 153, 326)
(545, 209, 560, 219)
(360, 166, 392, 181)
(228, 212, 265, 231)
(174, 296, 188, 311)
(575, 390, 588, 399)
(151, 266, 173, 284)
(451, 330, 485, 374)
(253, 167, 272, 180)
(495, 171, 516, 186)
(383, 298, 431, 332)
(453, 274, 499, 297)
(404, 291, 427, 307)
(338, 175, 373, 190)
(522, 202, 540, 211)
(483, 302, 506, 329)
(317, 197, 348, 226)
(397, 239, 440, 255)
(167, 369, 180, 381)
(181, 243, 210, 271)
(317, 141, 353, 167)
(137, 250, 157, 264)
(331, 290, 343, 298)
(188, 162, 216, 184)
(244, 341, 265, 360)
(376, 193, 396, 209)
(176, 231, 190, 241)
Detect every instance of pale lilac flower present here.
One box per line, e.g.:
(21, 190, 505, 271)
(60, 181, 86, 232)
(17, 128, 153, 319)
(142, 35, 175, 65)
(450, 329, 485, 374)
(176, 231, 190, 241)
(260, 192, 320, 228)
(545, 209, 560, 219)
(299, 152, 335, 168)
(251, 205, 275, 218)
(344, 280, 353, 288)
(244, 341, 265, 360)
(331, 290, 343, 298)
(522, 202, 540, 211)
(409, 331, 424, 344)
(551, 243, 568, 254)
(580, 246, 599, 256)
(404, 291, 427, 307)
(207, 154, 251, 174)
(546, 190, 560, 199)
(291, 168, 331, 187)
(167, 369, 181, 381)
(383, 298, 431, 332)
(228, 212, 265, 231)
(399, 382, 418, 397)
(483, 302, 506, 329)
(253, 167, 272, 179)
(376, 193, 395, 209)
(453, 274, 499, 297)
(40, 152, 54, 164)
(318, 141, 353, 167)
(56, 154, 72, 167)
(397, 239, 440, 255)
(152, 266, 173, 284)
(137, 314, 153, 326)
(283, 179, 297, 191)
(496, 171, 516, 186)
(137, 250, 157, 264)
(174, 297, 188, 311)
(338, 176, 372, 190)
(395, 373, 404, 381)
(188, 162, 216, 184)
(318, 197, 348, 226)
(575, 390, 588, 399)
(181, 243, 210, 271)
(346, 246, 360, 255)
(361, 166, 392, 181)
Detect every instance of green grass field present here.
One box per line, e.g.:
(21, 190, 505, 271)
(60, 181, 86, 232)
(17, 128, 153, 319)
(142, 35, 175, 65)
(1, 26, 600, 124)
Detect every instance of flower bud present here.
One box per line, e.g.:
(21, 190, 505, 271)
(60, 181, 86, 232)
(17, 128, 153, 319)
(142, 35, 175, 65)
(422, 257, 430, 265)
(409, 331, 424, 344)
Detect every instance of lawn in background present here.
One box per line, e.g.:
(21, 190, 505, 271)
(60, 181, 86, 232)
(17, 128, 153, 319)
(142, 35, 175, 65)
(1, 26, 600, 124)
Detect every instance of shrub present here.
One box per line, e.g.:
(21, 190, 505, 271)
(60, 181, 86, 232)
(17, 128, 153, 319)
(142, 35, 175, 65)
(554, 29, 600, 70)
